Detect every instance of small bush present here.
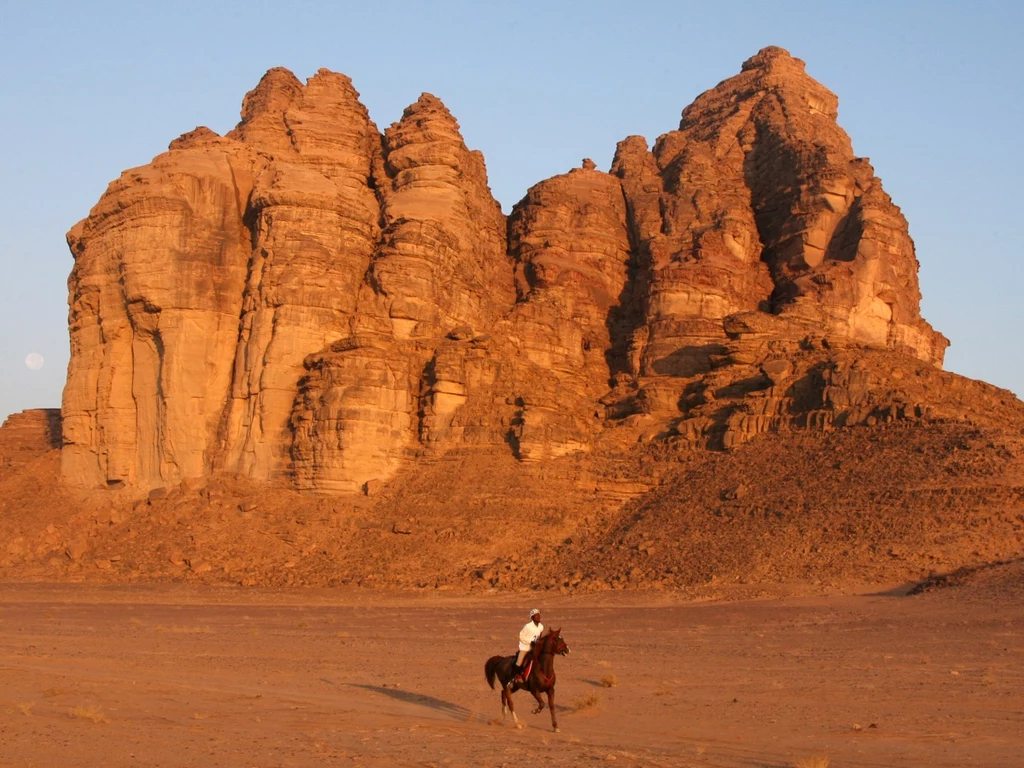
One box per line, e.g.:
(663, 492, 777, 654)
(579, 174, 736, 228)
(69, 703, 108, 723)
(599, 674, 617, 688)
(572, 693, 600, 710)
(794, 757, 830, 768)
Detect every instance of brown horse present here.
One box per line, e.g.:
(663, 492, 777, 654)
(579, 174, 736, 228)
(485, 628, 570, 731)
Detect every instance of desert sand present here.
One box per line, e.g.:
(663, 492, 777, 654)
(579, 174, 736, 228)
(2, 577, 1022, 767)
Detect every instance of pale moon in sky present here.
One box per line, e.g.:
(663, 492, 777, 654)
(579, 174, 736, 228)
(24, 353, 45, 371)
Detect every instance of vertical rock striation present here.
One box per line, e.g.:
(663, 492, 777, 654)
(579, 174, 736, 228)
(63, 132, 258, 487)
(503, 164, 633, 460)
(219, 69, 383, 480)
(289, 93, 515, 492)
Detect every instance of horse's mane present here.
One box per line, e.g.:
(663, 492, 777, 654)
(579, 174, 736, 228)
(535, 628, 561, 655)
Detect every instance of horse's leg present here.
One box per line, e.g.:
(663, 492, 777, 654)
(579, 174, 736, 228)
(498, 661, 510, 720)
(503, 687, 523, 729)
(530, 686, 545, 715)
(548, 687, 558, 732)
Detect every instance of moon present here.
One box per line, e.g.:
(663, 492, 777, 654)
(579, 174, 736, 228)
(24, 353, 45, 371)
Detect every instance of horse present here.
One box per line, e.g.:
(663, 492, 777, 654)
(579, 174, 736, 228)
(484, 628, 570, 731)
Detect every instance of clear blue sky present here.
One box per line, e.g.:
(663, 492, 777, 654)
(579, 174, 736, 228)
(1, 1, 1022, 422)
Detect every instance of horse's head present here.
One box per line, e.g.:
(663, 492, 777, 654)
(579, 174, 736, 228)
(547, 628, 570, 656)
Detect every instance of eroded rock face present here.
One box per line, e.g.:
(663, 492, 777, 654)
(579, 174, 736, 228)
(63, 136, 258, 487)
(220, 68, 384, 481)
(362, 93, 513, 339)
(289, 94, 516, 491)
(612, 47, 945, 382)
(0, 410, 61, 467)
(63, 48, 960, 492)
(503, 166, 633, 460)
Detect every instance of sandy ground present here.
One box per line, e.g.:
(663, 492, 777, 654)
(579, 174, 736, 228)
(1, 583, 1022, 767)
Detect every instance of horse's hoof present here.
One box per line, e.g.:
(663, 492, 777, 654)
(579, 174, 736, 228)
(516, 722, 525, 730)
(553, 727, 560, 733)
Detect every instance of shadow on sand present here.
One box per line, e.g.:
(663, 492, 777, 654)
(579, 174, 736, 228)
(342, 681, 571, 722)
(346, 683, 471, 721)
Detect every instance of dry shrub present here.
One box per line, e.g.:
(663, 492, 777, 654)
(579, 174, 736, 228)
(69, 703, 108, 723)
(572, 693, 600, 710)
(794, 757, 830, 768)
(600, 673, 617, 688)
(9, 702, 35, 716)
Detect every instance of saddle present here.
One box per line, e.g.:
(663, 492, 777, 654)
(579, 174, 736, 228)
(511, 655, 533, 683)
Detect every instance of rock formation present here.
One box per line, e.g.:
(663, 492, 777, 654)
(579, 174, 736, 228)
(0, 409, 61, 467)
(63, 48, 956, 493)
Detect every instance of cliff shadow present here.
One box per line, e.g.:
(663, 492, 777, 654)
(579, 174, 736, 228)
(604, 200, 652, 384)
(649, 345, 727, 378)
(45, 408, 63, 449)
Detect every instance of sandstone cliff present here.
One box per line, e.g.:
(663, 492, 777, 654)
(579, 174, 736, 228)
(63, 48, 956, 494)
(0, 409, 61, 467)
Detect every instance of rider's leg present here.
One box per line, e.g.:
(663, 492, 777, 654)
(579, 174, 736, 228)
(507, 650, 527, 687)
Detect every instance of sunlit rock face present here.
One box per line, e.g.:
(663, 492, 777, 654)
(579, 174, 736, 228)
(612, 46, 945, 383)
(62, 48, 950, 492)
(63, 133, 259, 487)
(0, 410, 61, 466)
(289, 92, 516, 492)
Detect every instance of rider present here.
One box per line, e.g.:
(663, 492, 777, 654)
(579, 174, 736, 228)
(508, 608, 545, 687)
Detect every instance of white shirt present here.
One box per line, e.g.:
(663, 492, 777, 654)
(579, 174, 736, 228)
(519, 620, 544, 651)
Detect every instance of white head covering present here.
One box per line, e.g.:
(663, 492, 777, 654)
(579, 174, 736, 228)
(529, 608, 541, 617)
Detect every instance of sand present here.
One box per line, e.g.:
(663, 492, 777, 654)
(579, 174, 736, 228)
(1, 582, 1022, 767)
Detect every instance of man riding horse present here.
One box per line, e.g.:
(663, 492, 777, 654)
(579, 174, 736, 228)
(486, 616, 570, 731)
(508, 608, 547, 687)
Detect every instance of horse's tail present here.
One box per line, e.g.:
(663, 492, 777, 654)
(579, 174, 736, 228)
(485, 656, 503, 689)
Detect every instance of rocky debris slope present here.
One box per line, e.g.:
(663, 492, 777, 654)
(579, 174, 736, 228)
(59, 47, 967, 497)
(542, 421, 1024, 592)
(2, 414, 1022, 593)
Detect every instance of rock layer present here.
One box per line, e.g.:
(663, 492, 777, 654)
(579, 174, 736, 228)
(0, 409, 61, 467)
(63, 48, 954, 492)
